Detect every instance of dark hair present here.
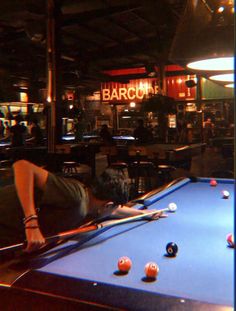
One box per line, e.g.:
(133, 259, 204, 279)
(31, 118, 38, 125)
(14, 115, 23, 123)
(91, 168, 129, 205)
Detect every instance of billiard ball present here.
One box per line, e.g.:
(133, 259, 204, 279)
(144, 262, 159, 278)
(222, 190, 230, 199)
(226, 233, 234, 248)
(168, 202, 177, 212)
(166, 242, 178, 257)
(117, 256, 132, 273)
(210, 179, 217, 187)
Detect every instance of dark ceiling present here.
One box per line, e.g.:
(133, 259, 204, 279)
(0, 0, 189, 97)
(0, 0, 228, 98)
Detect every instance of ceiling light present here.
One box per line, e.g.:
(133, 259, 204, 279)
(170, 1, 234, 72)
(217, 6, 224, 13)
(187, 57, 234, 71)
(209, 73, 234, 82)
(225, 83, 234, 88)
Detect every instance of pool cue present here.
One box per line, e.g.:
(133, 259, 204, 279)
(133, 177, 186, 204)
(0, 205, 177, 255)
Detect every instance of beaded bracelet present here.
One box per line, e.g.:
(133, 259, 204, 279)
(25, 225, 39, 229)
(23, 214, 38, 225)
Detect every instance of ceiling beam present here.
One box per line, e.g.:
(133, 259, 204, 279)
(62, 4, 142, 27)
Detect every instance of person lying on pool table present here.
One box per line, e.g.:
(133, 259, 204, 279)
(0, 160, 156, 253)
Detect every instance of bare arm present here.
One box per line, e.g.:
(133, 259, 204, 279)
(13, 160, 49, 252)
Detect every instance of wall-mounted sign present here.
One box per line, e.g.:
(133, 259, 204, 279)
(101, 78, 158, 103)
(166, 75, 196, 100)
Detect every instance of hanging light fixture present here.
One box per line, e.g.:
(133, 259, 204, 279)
(187, 56, 234, 71)
(169, 0, 234, 72)
(209, 73, 234, 82)
(225, 83, 234, 88)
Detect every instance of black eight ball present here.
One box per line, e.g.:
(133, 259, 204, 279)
(166, 242, 178, 257)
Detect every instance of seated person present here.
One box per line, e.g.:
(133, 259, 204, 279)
(99, 124, 113, 145)
(133, 119, 153, 144)
(26, 119, 44, 146)
(0, 160, 159, 253)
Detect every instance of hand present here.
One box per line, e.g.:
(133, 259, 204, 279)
(142, 210, 168, 220)
(24, 227, 46, 253)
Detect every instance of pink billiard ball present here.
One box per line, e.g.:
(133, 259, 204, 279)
(144, 262, 159, 279)
(222, 190, 230, 199)
(117, 256, 132, 273)
(226, 233, 234, 248)
(210, 179, 217, 187)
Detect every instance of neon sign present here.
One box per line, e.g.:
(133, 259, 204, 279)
(101, 79, 158, 102)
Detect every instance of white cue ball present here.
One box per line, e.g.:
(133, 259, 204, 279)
(222, 190, 230, 198)
(168, 202, 177, 212)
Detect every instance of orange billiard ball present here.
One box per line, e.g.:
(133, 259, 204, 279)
(117, 256, 132, 273)
(144, 262, 159, 279)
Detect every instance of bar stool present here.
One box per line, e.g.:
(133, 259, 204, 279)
(0, 160, 13, 168)
(62, 161, 92, 183)
(100, 145, 118, 166)
(108, 162, 128, 177)
(62, 161, 80, 174)
(128, 161, 157, 197)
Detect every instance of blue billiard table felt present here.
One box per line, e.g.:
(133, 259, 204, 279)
(36, 180, 234, 307)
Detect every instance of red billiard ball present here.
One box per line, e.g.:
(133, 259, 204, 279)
(144, 262, 159, 279)
(210, 179, 217, 187)
(222, 190, 230, 199)
(166, 242, 178, 257)
(117, 256, 132, 273)
(226, 233, 234, 248)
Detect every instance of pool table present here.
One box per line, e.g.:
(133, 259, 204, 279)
(0, 142, 11, 148)
(112, 135, 135, 146)
(0, 177, 234, 310)
(62, 134, 100, 142)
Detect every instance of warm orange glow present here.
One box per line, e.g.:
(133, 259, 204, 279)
(217, 6, 224, 13)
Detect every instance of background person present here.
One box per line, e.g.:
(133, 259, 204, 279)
(4, 121, 11, 138)
(10, 115, 27, 147)
(26, 119, 44, 146)
(133, 119, 153, 144)
(203, 118, 214, 144)
(0, 120, 5, 138)
(99, 124, 113, 146)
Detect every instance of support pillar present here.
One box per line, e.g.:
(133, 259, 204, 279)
(46, 0, 63, 153)
(196, 75, 204, 142)
(158, 62, 166, 95)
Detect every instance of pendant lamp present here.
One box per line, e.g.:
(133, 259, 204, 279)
(169, 0, 234, 72)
